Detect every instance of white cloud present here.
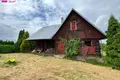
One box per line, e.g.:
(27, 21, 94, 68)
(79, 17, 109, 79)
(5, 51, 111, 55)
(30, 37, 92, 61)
(95, 15, 110, 32)
(0, 0, 120, 42)
(43, 0, 55, 6)
(0, 0, 37, 14)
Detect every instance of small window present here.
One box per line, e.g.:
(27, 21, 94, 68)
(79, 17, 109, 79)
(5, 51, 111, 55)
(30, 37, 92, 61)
(70, 21, 77, 30)
(85, 41, 91, 46)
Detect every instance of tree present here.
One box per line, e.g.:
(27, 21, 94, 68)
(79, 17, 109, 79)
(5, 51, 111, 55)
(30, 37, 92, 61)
(106, 15, 120, 69)
(14, 30, 25, 52)
(100, 43, 106, 52)
(22, 31, 29, 40)
(20, 31, 31, 52)
(106, 15, 119, 56)
(20, 40, 30, 52)
(18, 30, 25, 41)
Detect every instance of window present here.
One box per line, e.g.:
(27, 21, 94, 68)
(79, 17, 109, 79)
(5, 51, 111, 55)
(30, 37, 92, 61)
(85, 41, 91, 46)
(70, 21, 77, 30)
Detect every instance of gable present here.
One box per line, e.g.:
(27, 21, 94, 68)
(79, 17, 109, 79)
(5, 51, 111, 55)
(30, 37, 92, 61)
(53, 9, 106, 40)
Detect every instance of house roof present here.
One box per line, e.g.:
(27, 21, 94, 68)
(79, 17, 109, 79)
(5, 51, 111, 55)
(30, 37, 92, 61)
(27, 24, 61, 40)
(28, 9, 105, 40)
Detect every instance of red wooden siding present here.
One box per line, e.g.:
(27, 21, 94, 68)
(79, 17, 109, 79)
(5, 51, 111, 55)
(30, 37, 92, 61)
(57, 42, 65, 51)
(88, 46, 96, 54)
(53, 10, 105, 40)
(81, 46, 96, 56)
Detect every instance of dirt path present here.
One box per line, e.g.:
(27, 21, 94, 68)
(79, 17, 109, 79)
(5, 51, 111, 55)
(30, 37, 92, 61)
(0, 53, 120, 80)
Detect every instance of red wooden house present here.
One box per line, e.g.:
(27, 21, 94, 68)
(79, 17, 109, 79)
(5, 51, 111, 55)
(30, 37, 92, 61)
(28, 9, 106, 56)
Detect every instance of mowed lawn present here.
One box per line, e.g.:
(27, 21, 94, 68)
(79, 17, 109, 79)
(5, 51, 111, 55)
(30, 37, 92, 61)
(0, 53, 120, 80)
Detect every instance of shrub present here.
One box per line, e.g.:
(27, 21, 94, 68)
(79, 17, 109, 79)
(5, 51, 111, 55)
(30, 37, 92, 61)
(4, 58, 16, 65)
(64, 38, 81, 58)
(20, 40, 30, 52)
(0, 44, 14, 53)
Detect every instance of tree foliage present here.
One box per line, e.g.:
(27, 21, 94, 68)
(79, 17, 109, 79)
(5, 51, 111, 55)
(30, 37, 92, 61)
(106, 15, 120, 69)
(0, 40, 14, 45)
(100, 43, 106, 51)
(20, 31, 34, 52)
(13, 30, 25, 52)
(62, 38, 81, 58)
(106, 15, 119, 53)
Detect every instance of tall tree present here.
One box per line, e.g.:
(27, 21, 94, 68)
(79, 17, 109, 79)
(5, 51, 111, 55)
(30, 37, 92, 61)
(20, 31, 30, 52)
(22, 31, 29, 40)
(106, 15, 120, 69)
(106, 15, 119, 56)
(14, 30, 25, 52)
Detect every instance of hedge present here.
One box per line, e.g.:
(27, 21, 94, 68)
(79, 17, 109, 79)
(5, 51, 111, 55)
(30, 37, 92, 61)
(0, 44, 14, 53)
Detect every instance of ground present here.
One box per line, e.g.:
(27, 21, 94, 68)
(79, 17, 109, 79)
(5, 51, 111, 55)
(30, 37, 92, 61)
(0, 53, 120, 80)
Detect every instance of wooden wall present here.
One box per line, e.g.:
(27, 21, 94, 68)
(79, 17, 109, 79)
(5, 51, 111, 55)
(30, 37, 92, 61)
(35, 40, 55, 52)
(53, 10, 104, 54)
(53, 10, 105, 40)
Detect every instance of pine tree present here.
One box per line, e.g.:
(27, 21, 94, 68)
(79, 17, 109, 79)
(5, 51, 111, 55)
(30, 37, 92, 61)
(106, 15, 120, 69)
(106, 15, 119, 56)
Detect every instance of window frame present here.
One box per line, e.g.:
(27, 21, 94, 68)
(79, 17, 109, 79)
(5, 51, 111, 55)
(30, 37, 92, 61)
(84, 41, 91, 46)
(70, 21, 77, 30)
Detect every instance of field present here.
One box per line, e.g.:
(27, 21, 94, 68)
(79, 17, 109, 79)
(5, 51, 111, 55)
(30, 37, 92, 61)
(0, 53, 120, 80)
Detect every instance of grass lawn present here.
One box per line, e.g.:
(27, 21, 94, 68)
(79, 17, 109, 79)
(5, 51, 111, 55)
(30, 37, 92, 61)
(0, 53, 120, 80)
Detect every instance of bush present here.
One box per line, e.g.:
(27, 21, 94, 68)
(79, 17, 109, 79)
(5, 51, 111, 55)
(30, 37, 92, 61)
(104, 56, 120, 70)
(0, 44, 14, 53)
(4, 58, 16, 65)
(20, 40, 30, 52)
(64, 38, 81, 58)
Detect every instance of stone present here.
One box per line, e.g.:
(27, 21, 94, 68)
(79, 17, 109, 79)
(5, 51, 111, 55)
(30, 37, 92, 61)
(32, 49, 37, 53)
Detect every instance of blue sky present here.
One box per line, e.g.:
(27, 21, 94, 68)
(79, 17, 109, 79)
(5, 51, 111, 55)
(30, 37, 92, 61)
(0, 0, 120, 42)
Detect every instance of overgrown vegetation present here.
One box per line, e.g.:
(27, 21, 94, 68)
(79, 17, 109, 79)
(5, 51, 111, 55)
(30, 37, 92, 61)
(61, 38, 81, 58)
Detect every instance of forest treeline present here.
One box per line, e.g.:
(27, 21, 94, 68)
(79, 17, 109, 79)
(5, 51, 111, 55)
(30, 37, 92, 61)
(0, 30, 34, 53)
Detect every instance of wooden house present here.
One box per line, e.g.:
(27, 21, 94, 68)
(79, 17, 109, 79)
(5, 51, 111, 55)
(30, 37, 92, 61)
(28, 9, 106, 56)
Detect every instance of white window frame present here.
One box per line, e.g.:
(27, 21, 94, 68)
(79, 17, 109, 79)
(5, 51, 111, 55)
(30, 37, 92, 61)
(70, 21, 77, 30)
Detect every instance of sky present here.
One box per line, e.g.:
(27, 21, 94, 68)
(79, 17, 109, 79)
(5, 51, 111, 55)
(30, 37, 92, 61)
(0, 0, 120, 42)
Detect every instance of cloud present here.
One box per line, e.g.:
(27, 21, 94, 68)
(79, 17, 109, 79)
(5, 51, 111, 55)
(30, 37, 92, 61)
(95, 15, 110, 32)
(0, 23, 17, 41)
(0, 0, 120, 42)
